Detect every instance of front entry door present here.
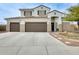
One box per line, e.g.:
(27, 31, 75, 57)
(51, 23, 54, 32)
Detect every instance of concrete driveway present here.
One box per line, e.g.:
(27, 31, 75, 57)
(0, 32, 79, 55)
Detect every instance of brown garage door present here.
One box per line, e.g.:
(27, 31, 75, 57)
(10, 22, 20, 32)
(25, 22, 47, 32)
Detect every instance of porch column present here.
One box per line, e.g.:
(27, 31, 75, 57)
(59, 17, 62, 32)
(20, 21, 25, 32)
(54, 22, 57, 32)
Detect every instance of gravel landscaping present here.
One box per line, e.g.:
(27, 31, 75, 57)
(59, 32, 79, 40)
(50, 32, 79, 46)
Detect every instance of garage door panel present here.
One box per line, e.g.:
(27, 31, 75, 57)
(10, 22, 20, 32)
(25, 22, 47, 32)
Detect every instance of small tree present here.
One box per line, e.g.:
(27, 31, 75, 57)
(64, 4, 79, 29)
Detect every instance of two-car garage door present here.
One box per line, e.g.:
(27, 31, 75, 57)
(10, 22, 47, 32)
(25, 22, 47, 32)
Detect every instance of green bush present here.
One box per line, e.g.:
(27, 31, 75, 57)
(0, 25, 6, 31)
(56, 28, 59, 31)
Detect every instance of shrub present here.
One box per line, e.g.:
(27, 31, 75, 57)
(56, 28, 59, 31)
(0, 25, 6, 31)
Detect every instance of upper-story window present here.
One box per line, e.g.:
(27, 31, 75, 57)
(37, 10, 46, 15)
(24, 11, 32, 16)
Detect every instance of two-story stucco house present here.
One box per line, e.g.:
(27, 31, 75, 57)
(5, 5, 66, 32)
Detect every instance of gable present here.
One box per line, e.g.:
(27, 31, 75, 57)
(33, 5, 51, 10)
(47, 10, 67, 19)
(48, 10, 66, 15)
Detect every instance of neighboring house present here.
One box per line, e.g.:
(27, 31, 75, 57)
(5, 5, 66, 32)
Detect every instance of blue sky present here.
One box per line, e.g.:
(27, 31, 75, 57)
(0, 3, 78, 24)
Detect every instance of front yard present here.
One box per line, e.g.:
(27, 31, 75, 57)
(50, 32, 79, 46)
(59, 32, 79, 40)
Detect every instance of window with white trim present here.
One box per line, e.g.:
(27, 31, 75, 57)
(37, 10, 46, 15)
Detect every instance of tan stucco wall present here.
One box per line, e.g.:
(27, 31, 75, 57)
(20, 11, 24, 16)
(47, 21, 51, 32)
(47, 11, 66, 32)
(58, 24, 62, 32)
(6, 18, 51, 32)
(20, 21, 25, 32)
(20, 6, 50, 17)
(6, 21, 10, 32)
(32, 6, 50, 16)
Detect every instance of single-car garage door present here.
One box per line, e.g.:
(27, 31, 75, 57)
(25, 22, 47, 32)
(10, 22, 20, 32)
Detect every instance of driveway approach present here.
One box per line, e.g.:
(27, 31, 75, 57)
(0, 32, 79, 55)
